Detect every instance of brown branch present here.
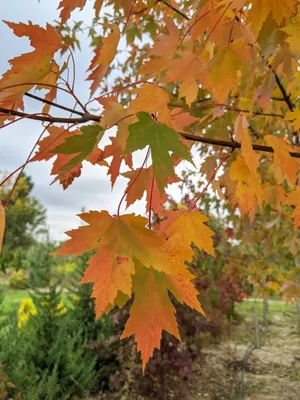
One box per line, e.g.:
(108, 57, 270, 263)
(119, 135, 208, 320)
(1, 106, 299, 158)
(0, 107, 100, 124)
(273, 72, 294, 112)
(180, 132, 300, 158)
(24, 93, 85, 117)
(158, 0, 190, 20)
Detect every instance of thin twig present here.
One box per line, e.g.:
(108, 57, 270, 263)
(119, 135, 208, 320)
(24, 93, 85, 117)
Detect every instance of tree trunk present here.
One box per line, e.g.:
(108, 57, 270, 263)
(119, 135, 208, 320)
(263, 296, 268, 326)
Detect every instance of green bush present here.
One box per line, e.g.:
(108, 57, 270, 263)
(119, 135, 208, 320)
(8, 269, 29, 290)
(0, 260, 119, 400)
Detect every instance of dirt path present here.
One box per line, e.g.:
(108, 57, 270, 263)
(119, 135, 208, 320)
(189, 301, 300, 400)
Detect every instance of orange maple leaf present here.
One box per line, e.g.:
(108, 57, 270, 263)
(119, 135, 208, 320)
(87, 25, 120, 96)
(0, 22, 62, 103)
(33, 126, 105, 189)
(122, 166, 180, 213)
(265, 135, 297, 185)
(234, 114, 259, 173)
(58, 0, 87, 24)
(56, 211, 173, 317)
(230, 155, 263, 222)
(121, 262, 181, 371)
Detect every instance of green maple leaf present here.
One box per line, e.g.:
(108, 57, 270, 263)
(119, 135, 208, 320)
(53, 125, 104, 157)
(52, 124, 104, 172)
(50, 124, 104, 184)
(125, 112, 193, 193)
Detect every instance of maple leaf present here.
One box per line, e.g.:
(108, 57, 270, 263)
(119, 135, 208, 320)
(265, 135, 297, 185)
(125, 112, 194, 193)
(286, 110, 300, 130)
(230, 155, 263, 222)
(158, 211, 216, 258)
(98, 96, 136, 186)
(58, 0, 87, 23)
(56, 211, 174, 318)
(285, 190, 300, 229)
(129, 84, 173, 127)
(0, 201, 5, 254)
(282, 7, 300, 57)
(158, 210, 215, 313)
(0, 22, 62, 103)
(246, 0, 298, 34)
(200, 39, 249, 103)
(234, 114, 259, 173)
(122, 166, 180, 213)
(87, 25, 120, 96)
(120, 262, 181, 371)
(280, 280, 300, 302)
(34, 125, 105, 189)
(101, 136, 133, 187)
(139, 18, 178, 78)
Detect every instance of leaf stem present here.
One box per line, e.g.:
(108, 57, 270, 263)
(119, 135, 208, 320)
(189, 153, 232, 211)
(117, 147, 151, 216)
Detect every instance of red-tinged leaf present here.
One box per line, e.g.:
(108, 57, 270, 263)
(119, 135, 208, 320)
(0, 201, 5, 254)
(121, 263, 180, 371)
(4, 21, 62, 58)
(0, 22, 62, 103)
(87, 25, 120, 96)
(122, 166, 180, 212)
(56, 211, 172, 274)
(34, 125, 105, 189)
(81, 247, 134, 318)
(102, 136, 133, 187)
(170, 109, 198, 132)
(58, 0, 87, 23)
(56, 211, 174, 319)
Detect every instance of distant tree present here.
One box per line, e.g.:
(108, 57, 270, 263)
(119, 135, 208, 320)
(0, 173, 46, 270)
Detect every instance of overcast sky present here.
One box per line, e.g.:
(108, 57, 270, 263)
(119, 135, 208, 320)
(0, 1, 191, 241)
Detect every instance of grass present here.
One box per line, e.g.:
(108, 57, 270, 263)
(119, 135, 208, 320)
(1, 289, 30, 314)
(236, 298, 297, 316)
(1, 289, 72, 316)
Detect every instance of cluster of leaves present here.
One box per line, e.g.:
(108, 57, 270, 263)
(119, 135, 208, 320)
(0, 0, 300, 369)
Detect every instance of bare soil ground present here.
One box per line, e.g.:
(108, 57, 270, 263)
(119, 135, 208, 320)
(189, 300, 300, 400)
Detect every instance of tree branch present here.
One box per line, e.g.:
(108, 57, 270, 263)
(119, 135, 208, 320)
(273, 72, 294, 112)
(158, 0, 190, 20)
(1, 106, 299, 158)
(180, 132, 300, 158)
(0, 107, 100, 124)
(24, 93, 85, 117)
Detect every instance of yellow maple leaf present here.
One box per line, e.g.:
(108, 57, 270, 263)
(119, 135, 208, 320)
(265, 135, 297, 185)
(286, 109, 300, 130)
(129, 84, 173, 127)
(200, 38, 249, 103)
(230, 155, 263, 222)
(285, 189, 300, 229)
(282, 8, 300, 57)
(234, 114, 259, 173)
(246, 0, 298, 35)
